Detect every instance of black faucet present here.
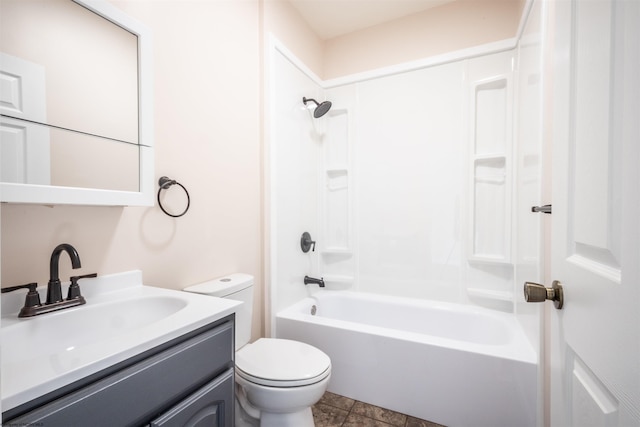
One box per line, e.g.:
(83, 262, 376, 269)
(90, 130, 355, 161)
(304, 275, 325, 287)
(47, 243, 82, 304)
(1, 243, 96, 317)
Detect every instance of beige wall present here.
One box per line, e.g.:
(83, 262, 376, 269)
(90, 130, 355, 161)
(263, 0, 524, 80)
(0, 0, 263, 337)
(263, 0, 324, 77)
(324, 0, 525, 79)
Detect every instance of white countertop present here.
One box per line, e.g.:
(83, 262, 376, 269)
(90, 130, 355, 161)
(1, 270, 241, 412)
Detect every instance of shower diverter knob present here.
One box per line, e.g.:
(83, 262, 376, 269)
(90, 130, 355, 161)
(300, 232, 316, 253)
(524, 281, 564, 309)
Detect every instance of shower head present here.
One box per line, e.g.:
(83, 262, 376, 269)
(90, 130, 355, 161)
(303, 97, 332, 118)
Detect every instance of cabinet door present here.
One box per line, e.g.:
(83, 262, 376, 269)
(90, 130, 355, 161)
(150, 368, 234, 427)
(5, 320, 233, 426)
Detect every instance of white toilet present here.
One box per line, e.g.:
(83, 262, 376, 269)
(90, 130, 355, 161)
(184, 274, 331, 427)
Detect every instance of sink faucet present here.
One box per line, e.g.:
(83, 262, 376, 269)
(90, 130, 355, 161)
(47, 243, 81, 304)
(304, 275, 325, 287)
(1, 243, 96, 317)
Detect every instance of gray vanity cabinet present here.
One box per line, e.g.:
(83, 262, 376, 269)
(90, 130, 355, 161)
(3, 316, 235, 427)
(150, 369, 233, 427)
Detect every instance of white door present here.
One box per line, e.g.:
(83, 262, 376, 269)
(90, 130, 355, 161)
(0, 52, 50, 184)
(549, 0, 639, 426)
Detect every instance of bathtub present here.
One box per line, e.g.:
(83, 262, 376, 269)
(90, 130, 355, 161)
(276, 291, 537, 427)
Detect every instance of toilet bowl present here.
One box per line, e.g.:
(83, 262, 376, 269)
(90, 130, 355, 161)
(236, 338, 331, 426)
(184, 274, 331, 427)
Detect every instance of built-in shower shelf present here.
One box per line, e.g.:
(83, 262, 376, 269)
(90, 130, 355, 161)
(469, 74, 512, 264)
(321, 249, 352, 256)
(467, 255, 512, 265)
(467, 287, 513, 301)
(325, 169, 348, 191)
(320, 109, 354, 290)
(474, 154, 506, 161)
(326, 167, 348, 173)
(322, 275, 354, 284)
(327, 184, 348, 191)
(474, 157, 507, 181)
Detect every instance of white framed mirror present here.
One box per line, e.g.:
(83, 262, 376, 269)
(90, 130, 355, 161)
(0, 0, 154, 206)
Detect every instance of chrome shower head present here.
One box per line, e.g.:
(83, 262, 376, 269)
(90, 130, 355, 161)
(303, 97, 332, 118)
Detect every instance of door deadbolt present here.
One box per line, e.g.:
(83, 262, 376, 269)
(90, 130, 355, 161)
(524, 280, 564, 309)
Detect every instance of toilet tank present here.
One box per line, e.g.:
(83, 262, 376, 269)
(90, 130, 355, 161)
(183, 273, 254, 350)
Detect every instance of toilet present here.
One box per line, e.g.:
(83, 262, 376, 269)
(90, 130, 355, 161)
(184, 274, 331, 427)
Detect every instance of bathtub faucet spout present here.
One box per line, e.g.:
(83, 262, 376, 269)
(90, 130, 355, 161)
(304, 275, 325, 287)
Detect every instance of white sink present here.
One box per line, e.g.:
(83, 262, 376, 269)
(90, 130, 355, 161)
(2, 296, 188, 365)
(1, 270, 242, 412)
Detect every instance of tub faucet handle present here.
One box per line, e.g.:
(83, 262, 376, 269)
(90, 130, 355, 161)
(300, 232, 316, 253)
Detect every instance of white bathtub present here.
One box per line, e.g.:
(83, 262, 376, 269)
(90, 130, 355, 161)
(276, 291, 537, 427)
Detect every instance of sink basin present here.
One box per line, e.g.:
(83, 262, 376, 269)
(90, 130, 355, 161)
(1, 296, 187, 365)
(1, 270, 242, 412)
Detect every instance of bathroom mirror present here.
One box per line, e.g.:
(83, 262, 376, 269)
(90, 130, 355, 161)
(0, 0, 154, 205)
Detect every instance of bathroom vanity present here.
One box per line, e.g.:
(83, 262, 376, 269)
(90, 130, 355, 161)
(1, 271, 241, 426)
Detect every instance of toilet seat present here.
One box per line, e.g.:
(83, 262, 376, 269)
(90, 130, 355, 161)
(236, 338, 331, 387)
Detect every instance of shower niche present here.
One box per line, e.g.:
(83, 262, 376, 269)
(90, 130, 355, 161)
(320, 109, 354, 287)
(470, 77, 512, 263)
(466, 52, 515, 307)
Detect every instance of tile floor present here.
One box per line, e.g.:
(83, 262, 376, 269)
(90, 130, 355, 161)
(312, 391, 446, 427)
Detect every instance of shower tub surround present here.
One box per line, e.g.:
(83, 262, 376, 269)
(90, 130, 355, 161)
(277, 291, 537, 427)
(269, 11, 545, 425)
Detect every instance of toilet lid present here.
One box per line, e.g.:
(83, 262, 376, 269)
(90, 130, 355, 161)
(236, 338, 331, 387)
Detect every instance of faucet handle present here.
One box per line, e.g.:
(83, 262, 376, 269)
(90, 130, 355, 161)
(70, 273, 98, 282)
(1, 282, 42, 310)
(2, 282, 37, 293)
(67, 273, 97, 300)
(301, 232, 316, 253)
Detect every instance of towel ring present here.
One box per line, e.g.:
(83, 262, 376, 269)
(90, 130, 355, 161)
(157, 176, 190, 218)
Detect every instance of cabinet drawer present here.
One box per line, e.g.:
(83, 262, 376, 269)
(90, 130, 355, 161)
(151, 368, 234, 427)
(7, 321, 234, 427)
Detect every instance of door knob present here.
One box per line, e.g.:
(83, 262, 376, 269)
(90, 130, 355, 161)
(524, 280, 564, 309)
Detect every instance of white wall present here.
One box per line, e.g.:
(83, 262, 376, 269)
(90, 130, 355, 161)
(348, 62, 466, 301)
(514, 0, 545, 353)
(269, 46, 324, 320)
(327, 51, 524, 310)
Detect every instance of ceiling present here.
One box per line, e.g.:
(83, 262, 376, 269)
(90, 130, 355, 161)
(288, 0, 457, 40)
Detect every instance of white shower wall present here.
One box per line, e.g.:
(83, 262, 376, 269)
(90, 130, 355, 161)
(269, 47, 324, 315)
(270, 38, 543, 324)
(347, 62, 466, 302)
(319, 51, 527, 310)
